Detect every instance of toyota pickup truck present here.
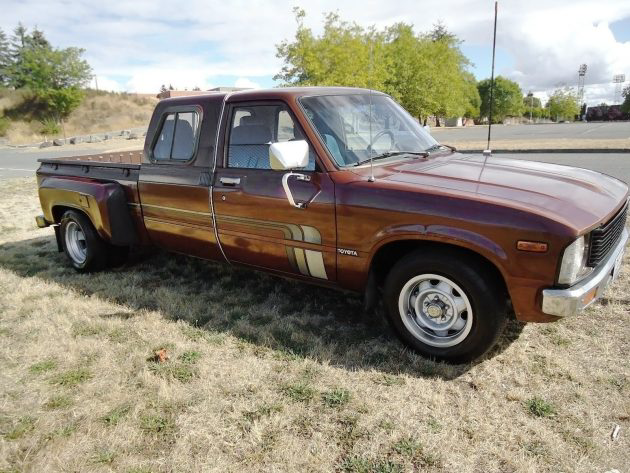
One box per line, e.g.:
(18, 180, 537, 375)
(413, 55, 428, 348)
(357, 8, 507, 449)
(35, 87, 629, 363)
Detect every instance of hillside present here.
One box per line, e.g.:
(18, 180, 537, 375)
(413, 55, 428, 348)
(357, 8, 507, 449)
(0, 89, 158, 145)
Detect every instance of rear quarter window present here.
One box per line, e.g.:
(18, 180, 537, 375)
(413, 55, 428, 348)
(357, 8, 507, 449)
(153, 111, 199, 161)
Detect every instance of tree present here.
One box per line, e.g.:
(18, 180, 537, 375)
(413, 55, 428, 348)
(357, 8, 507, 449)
(0, 29, 10, 86)
(523, 94, 543, 119)
(275, 9, 475, 122)
(3, 25, 91, 129)
(477, 76, 523, 123)
(546, 87, 579, 122)
(621, 85, 630, 114)
(462, 72, 481, 120)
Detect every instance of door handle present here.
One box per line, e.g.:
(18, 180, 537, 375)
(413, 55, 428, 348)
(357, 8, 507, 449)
(220, 177, 241, 186)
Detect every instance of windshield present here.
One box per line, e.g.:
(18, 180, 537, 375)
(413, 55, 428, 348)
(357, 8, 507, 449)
(300, 94, 439, 167)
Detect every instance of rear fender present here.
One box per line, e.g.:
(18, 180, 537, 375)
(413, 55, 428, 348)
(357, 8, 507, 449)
(39, 177, 137, 246)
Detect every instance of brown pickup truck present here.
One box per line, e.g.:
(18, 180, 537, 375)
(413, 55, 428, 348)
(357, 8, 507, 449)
(35, 87, 629, 363)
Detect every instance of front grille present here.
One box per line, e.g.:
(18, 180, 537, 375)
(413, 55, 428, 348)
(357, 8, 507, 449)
(587, 202, 628, 267)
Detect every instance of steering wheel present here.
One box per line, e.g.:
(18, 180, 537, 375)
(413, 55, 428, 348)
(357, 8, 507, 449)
(369, 129, 395, 153)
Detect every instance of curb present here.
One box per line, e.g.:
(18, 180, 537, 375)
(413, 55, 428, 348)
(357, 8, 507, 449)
(460, 148, 630, 154)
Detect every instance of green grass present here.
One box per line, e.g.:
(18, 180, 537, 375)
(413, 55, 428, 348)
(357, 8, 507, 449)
(4, 416, 36, 440)
(526, 397, 556, 418)
(139, 414, 175, 436)
(281, 382, 316, 403)
(43, 395, 73, 410)
(322, 387, 351, 408)
(29, 359, 57, 374)
(50, 367, 92, 387)
(102, 405, 131, 426)
(392, 436, 422, 457)
(148, 361, 197, 383)
(91, 449, 116, 465)
(178, 350, 201, 364)
(340, 455, 403, 473)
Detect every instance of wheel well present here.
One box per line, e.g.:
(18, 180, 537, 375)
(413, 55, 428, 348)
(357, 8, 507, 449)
(370, 240, 508, 297)
(52, 205, 84, 223)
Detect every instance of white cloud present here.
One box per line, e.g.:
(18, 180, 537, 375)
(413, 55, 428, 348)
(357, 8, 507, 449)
(234, 77, 261, 89)
(0, 0, 628, 101)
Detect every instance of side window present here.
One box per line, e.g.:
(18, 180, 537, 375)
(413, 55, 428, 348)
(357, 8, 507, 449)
(227, 104, 316, 171)
(153, 111, 199, 161)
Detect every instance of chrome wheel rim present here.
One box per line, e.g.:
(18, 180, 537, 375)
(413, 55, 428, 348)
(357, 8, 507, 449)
(64, 221, 87, 264)
(398, 273, 473, 348)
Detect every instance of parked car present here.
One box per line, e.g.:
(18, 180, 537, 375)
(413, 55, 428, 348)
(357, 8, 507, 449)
(35, 87, 629, 363)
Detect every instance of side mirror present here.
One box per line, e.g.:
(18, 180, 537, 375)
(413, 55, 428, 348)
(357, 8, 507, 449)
(269, 140, 309, 171)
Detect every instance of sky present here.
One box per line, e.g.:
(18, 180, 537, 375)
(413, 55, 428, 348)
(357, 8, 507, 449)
(1, 0, 629, 106)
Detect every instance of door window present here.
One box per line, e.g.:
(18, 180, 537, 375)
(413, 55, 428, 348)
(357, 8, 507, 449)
(227, 104, 316, 170)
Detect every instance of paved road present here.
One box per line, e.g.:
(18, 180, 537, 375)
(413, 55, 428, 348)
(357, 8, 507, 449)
(0, 146, 126, 179)
(431, 122, 630, 142)
(1, 147, 629, 184)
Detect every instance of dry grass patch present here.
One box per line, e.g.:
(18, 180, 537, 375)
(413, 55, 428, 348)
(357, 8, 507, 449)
(0, 176, 629, 472)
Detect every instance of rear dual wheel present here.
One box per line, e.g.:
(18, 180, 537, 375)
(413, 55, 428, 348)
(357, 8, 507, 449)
(384, 249, 507, 363)
(60, 210, 128, 272)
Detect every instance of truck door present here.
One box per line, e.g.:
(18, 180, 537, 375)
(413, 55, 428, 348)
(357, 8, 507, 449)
(212, 101, 337, 281)
(139, 104, 223, 261)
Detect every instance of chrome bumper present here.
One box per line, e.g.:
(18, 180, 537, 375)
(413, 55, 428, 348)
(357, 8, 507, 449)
(542, 228, 628, 317)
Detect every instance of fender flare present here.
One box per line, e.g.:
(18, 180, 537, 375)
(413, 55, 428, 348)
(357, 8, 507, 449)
(39, 177, 137, 246)
(366, 223, 510, 282)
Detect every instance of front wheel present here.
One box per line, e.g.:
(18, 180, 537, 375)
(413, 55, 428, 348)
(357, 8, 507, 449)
(384, 249, 507, 363)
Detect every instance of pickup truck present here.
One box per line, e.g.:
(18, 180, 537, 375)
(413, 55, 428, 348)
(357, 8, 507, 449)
(35, 87, 629, 363)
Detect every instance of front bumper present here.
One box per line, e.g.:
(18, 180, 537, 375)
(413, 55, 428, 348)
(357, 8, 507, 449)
(542, 228, 628, 317)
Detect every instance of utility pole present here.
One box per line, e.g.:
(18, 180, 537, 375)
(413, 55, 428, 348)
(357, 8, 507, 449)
(527, 92, 534, 122)
(94, 75, 99, 92)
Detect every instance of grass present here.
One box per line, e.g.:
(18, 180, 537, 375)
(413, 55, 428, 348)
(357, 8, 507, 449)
(322, 387, 351, 408)
(0, 176, 629, 472)
(0, 89, 157, 144)
(50, 367, 92, 387)
(526, 397, 557, 418)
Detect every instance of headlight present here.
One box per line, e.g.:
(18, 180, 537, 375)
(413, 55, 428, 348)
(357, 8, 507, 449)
(558, 235, 590, 285)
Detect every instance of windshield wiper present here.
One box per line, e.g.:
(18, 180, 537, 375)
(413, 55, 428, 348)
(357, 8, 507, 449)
(355, 151, 428, 166)
(425, 144, 457, 153)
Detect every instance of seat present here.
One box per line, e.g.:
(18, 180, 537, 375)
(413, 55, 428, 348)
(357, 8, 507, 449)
(172, 119, 194, 160)
(228, 121, 272, 169)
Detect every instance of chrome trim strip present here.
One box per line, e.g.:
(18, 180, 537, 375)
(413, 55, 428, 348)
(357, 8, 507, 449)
(210, 92, 232, 264)
(542, 228, 628, 317)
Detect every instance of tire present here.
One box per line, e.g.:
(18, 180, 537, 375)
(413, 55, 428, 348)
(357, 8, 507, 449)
(383, 249, 507, 363)
(60, 210, 107, 272)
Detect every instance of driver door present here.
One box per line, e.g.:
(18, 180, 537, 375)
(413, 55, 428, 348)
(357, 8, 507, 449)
(212, 101, 337, 282)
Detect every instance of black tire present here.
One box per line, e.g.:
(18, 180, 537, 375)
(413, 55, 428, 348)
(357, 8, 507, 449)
(383, 249, 507, 364)
(60, 210, 107, 272)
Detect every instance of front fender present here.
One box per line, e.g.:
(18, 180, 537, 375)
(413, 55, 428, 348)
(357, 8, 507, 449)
(39, 177, 137, 246)
(369, 223, 509, 277)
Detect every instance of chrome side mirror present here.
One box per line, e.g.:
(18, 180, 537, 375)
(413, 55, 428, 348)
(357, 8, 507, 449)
(269, 140, 309, 170)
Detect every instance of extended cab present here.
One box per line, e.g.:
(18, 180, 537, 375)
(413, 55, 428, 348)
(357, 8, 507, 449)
(35, 87, 629, 362)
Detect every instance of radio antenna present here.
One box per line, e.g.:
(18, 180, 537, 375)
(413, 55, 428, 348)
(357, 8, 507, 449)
(485, 0, 498, 154)
(368, 40, 375, 182)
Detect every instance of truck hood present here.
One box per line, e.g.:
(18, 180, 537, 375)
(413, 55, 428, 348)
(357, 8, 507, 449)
(350, 153, 629, 233)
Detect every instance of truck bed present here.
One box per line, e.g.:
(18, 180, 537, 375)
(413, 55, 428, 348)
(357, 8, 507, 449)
(38, 150, 143, 167)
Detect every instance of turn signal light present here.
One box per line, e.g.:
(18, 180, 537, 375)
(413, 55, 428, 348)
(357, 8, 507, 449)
(517, 241, 548, 253)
